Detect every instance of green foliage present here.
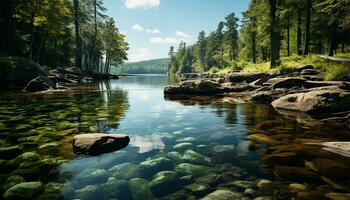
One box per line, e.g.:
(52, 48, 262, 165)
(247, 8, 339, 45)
(0, 0, 128, 75)
(114, 58, 170, 74)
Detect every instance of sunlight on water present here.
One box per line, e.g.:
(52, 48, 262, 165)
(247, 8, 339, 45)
(0, 75, 349, 200)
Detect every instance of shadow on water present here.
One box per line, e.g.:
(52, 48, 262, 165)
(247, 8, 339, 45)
(0, 76, 350, 200)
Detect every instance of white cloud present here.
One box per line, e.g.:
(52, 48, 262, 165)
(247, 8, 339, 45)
(128, 48, 152, 62)
(149, 37, 180, 45)
(132, 24, 144, 32)
(125, 0, 160, 9)
(149, 31, 192, 45)
(146, 28, 160, 34)
(176, 31, 191, 39)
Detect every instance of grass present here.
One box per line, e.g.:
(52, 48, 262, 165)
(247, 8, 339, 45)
(218, 54, 350, 81)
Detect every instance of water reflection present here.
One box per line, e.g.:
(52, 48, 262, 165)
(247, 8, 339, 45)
(0, 76, 349, 200)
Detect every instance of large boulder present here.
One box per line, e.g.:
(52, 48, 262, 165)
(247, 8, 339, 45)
(73, 133, 130, 156)
(164, 80, 223, 95)
(228, 73, 270, 83)
(271, 89, 350, 114)
(0, 57, 47, 88)
(23, 76, 56, 92)
(201, 190, 242, 200)
(3, 182, 44, 200)
(272, 78, 306, 90)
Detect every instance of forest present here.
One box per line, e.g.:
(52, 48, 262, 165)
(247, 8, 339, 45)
(115, 58, 169, 74)
(169, 0, 350, 79)
(0, 0, 128, 76)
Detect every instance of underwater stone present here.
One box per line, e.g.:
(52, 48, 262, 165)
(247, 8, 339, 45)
(75, 185, 102, 200)
(173, 142, 193, 151)
(76, 168, 108, 185)
(167, 151, 183, 162)
(128, 178, 154, 200)
(183, 150, 211, 165)
(175, 163, 210, 177)
(244, 188, 256, 197)
(212, 145, 234, 153)
(0, 146, 22, 160)
(184, 182, 210, 195)
(288, 183, 309, 192)
(257, 179, 273, 191)
(15, 152, 40, 162)
(73, 133, 130, 156)
(325, 192, 350, 200)
(201, 190, 242, 200)
(109, 162, 140, 179)
(247, 134, 280, 146)
(2, 175, 25, 191)
(273, 165, 319, 181)
(139, 157, 173, 178)
(3, 182, 44, 200)
(101, 177, 132, 200)
(176, 137, 196, 143)
(232, 180, 254, 191)
(149, 171, 178, 197)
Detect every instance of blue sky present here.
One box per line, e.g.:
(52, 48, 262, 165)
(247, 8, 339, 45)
(103, 0, 250, 62)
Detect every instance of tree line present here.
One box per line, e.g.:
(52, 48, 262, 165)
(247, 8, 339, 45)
(169, 0, 350, 74)
(0, 0, 128, 75)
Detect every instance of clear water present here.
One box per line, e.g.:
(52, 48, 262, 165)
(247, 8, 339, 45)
(0, 75, 349, 200)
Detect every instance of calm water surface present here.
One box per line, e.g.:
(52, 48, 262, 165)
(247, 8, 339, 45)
(0, 75, 349, 200)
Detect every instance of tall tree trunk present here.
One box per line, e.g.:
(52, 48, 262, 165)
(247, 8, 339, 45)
(2, 0, 14, 55)
(252, 31, 257, 63)
(269, 0, 279, 67)
(287, 10, 290, 57)
(74, 0, 82, 69)
(90, 0, 98, 71)
(328, 21, 337, 57)
(297, 9, 302, 55)
(303, 0, 312, 56)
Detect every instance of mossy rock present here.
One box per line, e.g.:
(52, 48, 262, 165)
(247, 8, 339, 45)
(3, 181, 44, 200)
(0, 57, 47, 87)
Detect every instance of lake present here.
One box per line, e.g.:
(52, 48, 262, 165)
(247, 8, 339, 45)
(0, 75, 349, 200)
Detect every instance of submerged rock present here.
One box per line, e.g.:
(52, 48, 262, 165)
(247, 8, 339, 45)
(175, 163, 210, 177)
(73, 133, 130, 156)
(201, 190, 242, 200)
(128, 178, 154, 200)
(247, 134, 280, 145)
(185, 182, 210, 195)
(183, 150, 211, 165)
(288, 183, 309, 192)
(109, 162, 140, 179)
(173, 142, 193, 151)
(273, 165, 319, 181)
(0, 146, 22, 160)
(164, 80, 223, 95)
(75, 184, 101, 200)
(149, 171, 178, 197)
(167, 151, 183, 162)
(140, 157, 173, 178)
(3, 182, 44, 200)
(272, 89, 350, 114)
(76, 168, 108, 185)
(101, 177, 132, 200)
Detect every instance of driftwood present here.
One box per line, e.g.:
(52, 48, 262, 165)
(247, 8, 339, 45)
(317, 55, 350, 63)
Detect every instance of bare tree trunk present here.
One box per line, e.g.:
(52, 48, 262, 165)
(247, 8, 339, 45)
(287, 10, 290, 57)
(74, 0, 82, 69)
(252, 31, 257, 63)
(328, 21, 338, 57)
(297, 9, 302, 55)
(303, 0, 312, 56)
(269, 0, 279, 67)
(2, 0, 14, 55)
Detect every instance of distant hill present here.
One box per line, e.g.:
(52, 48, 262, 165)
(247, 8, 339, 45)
(113, 58, 170, 74)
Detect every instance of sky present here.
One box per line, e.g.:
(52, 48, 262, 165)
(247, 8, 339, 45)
(103, 0, 250, 62)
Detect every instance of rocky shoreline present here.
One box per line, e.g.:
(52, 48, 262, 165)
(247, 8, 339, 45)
(0, 58, 119, 92)
(164, 66, 350, 119)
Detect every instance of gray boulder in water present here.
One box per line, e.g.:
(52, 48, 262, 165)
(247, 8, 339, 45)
(271, 89, 350, 114)
(73, 133, 130, 156)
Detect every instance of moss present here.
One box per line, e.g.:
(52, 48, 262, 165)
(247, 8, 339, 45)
(218, 54, 350, 81)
